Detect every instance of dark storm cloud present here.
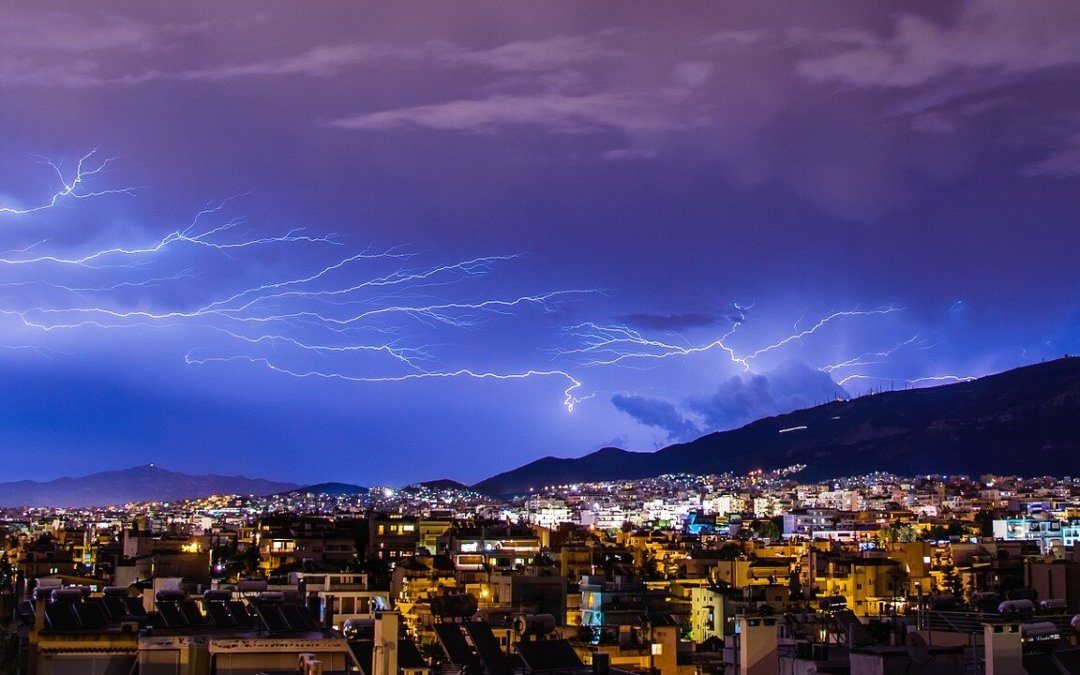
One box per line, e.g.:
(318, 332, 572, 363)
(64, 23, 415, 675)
(689, 361, 848, 431)
(321, 1, 1080, 220)
(617, 312, 724, 331)
(793, 1, 1080, 91)
(611, 360, 849, 440)
(4, 2, 1080, 219)
(611, 394, 700, 441)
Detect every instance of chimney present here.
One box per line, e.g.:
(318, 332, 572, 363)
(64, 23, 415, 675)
(736, 616, 778, 675)
(27, 593, 48, 675)
(299, 653, 323, 675)
(33, 593, 47, 634)
(592, 652, 610, 675)
(374, 610, 400, 675)
(983, 623, 1022, 675)
(307, 594, 324, 627)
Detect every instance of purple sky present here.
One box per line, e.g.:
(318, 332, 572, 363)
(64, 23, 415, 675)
(1, 1, 1078, 485)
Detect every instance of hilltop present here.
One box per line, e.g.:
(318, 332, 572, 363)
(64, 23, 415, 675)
(475, 358, 1080, 495)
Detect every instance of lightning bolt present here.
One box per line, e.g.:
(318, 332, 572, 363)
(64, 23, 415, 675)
(737, 308, 902, 366)
(1, 154, 603, 411)
(0, 269, 195, 293)
(821, 334, 922, 373)
(836, 373, 977, 387)
(0, 151, 938, 416)
(561, 305, 901, 373)
(0, 343, 72, 358)
(907, 374, 977, 385)
(0, 150, 136, 216)
(183, 353, 587, 412)
(0, 216, 337, 266)
(825, 335, 980, 390)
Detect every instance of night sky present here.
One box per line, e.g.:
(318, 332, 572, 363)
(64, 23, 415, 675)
(1, 2, 1078, 485)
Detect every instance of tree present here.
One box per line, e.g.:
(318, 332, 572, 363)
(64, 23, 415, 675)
(788, 571, 804, 602)
(751, 519, 781, 541)
(881, 523, 917, 543)
(941, 564, 963, 600)
(974, 510, 996, 537)
(0, 553, 12, 591)
(223, 544, 260, 578)
(716, 544, 742, 561)
(350, 554, 391, 591)
(926, 525, 949, 541)
(639, 549, 663, 581)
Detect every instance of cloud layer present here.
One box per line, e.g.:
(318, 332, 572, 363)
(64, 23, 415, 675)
(611, 394, 701, 442)
(5, 3, 1079, 218)
(690, 361, 849, 431)
(612, 361, 850, 445)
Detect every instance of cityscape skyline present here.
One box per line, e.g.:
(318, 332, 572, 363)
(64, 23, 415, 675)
(2, 2, 1080, 487)
(4, 5, 1080, 675)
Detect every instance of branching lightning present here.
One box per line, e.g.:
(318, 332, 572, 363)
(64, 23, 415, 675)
(0, 215, 337, 266)
(836, 373, 978, 387)
(0, 153, 599, 411)
(821, 335, 923, 374)
(559, 305, 902, 373)
(0, 152, 968, 417)
(907, 374, 977, 385)
(183, 353, 587, 412)
(0, 150, 136, 216)
(823, 336, 981, 389)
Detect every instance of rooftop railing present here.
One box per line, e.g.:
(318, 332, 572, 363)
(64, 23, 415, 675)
(916, 609, 1077, 635)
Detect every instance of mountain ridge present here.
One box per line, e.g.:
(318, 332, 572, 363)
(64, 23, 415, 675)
(0, 465, 299, 507)
(283, 482, 368, 497)
(474, 357, 1080, 495)
(410, 478, 472, 491)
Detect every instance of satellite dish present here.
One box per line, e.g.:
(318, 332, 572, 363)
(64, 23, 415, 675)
(906, 632, 930, 664)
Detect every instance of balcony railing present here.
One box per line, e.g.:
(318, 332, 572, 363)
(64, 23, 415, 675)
(916, 610, 1077, 635)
